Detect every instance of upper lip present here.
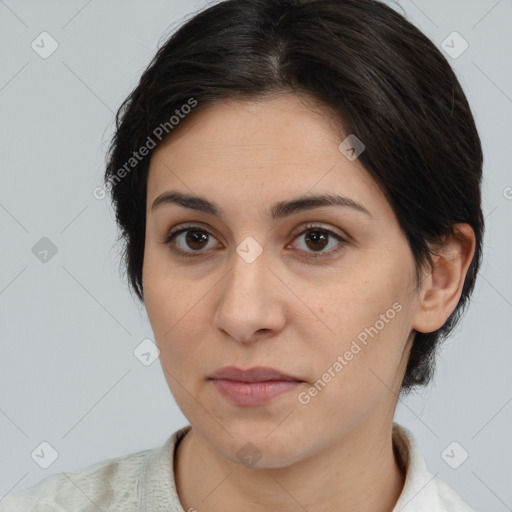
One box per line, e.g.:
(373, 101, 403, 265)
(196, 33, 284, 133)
(209, 366, 303, 382)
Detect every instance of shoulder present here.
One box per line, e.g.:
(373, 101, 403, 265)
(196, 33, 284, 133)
(0, 447, 152, 512)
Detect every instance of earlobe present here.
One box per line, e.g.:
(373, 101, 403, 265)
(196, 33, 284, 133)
(412, 224, 476, 334)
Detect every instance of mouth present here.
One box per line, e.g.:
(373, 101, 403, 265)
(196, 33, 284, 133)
(208, 366, 304, 406)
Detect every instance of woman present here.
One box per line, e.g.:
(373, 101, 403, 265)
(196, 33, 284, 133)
(1, 0, 482, 510)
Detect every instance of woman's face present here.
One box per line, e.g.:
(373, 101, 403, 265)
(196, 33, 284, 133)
(143, 93, 421, 467)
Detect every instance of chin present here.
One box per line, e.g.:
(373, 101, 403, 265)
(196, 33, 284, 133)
(211, 427, 312, 470)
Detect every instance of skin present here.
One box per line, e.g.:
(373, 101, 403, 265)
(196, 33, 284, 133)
(142, 93, 476, 512)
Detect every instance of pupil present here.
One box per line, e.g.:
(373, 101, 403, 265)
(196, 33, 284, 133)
(187, 230, 208, 249)
(306, 231, 327, 251)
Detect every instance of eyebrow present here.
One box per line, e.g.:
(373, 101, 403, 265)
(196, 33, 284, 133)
(151, 190, 373, 220)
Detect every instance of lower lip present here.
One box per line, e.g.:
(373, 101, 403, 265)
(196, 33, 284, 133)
(211, 379, 302, 406)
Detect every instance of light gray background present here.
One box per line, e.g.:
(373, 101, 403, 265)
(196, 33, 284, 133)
(0, 1, 511, 510)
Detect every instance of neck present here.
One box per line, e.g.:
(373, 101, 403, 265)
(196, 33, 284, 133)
(174, 416, 406, 512)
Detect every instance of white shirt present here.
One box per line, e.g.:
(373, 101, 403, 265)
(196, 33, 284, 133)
(0, 422, 475, 511)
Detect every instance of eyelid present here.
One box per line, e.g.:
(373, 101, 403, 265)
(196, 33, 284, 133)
(289, 222, 348, 242)
(286, 223, 348, 259)
(162, 222, 220, 244)
(161, 222, 222, 258)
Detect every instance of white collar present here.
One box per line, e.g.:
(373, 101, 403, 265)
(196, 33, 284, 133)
(391, 422, 474, 511)
(139, 422, 474, 511)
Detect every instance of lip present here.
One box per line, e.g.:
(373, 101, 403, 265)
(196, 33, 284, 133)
(208, 366, 304, 406)
(211, 380, 302, 406)
(209, 366, 303, 382)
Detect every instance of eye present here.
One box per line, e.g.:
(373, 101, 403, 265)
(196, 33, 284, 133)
(162, 223, 220, 258)
(162, 222, 348, 259)
(288, 223, 348, 259)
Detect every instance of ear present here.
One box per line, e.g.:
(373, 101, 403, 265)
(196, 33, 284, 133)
(412, 223, 476, 334)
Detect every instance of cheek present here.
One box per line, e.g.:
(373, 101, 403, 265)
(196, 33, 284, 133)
(309, 268, 411, 379)
(143, 263, 211, 378)
(144, 279, 202, 355)
(143, 241, 190, 328)
(299, 301, 410, 428)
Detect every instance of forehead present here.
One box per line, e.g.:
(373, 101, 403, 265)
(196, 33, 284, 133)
(151, 94, 344, 164)
(147, 94, 389, 220)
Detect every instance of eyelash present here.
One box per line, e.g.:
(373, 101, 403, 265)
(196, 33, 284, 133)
(162, 223, 348, 260)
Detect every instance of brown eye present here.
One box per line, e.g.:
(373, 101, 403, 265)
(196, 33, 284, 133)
(304, 230, 329, 251)
(163, 225, 221, 258)
(183, 230, 209, 250)
(290, 224, 348, 259)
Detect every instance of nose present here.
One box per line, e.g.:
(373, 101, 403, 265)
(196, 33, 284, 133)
(213, 248, 287, 343)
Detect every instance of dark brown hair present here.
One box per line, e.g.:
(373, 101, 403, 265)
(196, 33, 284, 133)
(104, 0, 484, 395)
